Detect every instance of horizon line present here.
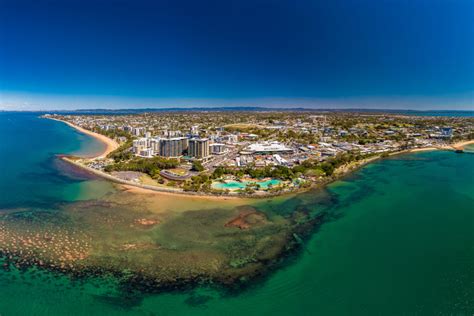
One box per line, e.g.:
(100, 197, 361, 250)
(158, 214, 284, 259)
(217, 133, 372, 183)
(2, 106, 473, 113)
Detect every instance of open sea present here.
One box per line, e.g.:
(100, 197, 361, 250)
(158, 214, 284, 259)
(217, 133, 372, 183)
(0, 112, 473, 315)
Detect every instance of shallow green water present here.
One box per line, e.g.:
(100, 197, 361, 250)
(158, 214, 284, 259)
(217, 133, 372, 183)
(1, 114, 473, 315)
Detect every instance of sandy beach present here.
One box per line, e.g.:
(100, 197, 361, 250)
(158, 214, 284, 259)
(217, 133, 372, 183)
(63, 138, 472, 200)
(119, 139, 473, 198)
(408, 147, 438, 153)
(48, 115, 473, 200)
(61, 155, 248, 201)
(121, 184, 245, 201)
(48, 117, 119, 159)
(405, 139, 474, 153)
(451, 139, 474, 149)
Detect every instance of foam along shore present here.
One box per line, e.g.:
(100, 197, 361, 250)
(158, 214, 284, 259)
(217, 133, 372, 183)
(48, 117, 119, 159)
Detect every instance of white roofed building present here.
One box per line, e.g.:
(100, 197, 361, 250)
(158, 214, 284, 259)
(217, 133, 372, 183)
(246, 141, 293, 154)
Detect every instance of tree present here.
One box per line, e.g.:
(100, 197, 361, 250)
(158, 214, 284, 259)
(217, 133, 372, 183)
(320, 162, 335, 176)
(107, 140, 133, 162)
(104, 156, 179, 176)
(212, 166, 225, 179)
(191, 161, 205, 172)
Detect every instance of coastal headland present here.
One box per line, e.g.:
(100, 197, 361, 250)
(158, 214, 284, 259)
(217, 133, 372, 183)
(0, 111, 472, 300)
(45, 115, 474, 199)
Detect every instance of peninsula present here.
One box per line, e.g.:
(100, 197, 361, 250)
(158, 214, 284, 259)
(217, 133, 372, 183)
(1, 111, 472, 301)
(43, 111, 474, 198)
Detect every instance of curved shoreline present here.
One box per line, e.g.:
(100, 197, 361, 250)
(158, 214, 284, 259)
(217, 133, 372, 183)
(3, 132, 473, 309)
(46, 116, 473, 199)
(61, 139, 474, 200)
(47, 117, 119, 159)
(61, 155, 247, 200)
(451, 139, 474, 150)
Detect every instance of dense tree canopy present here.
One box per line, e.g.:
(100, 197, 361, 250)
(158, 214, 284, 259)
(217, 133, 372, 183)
(104, 156, 179, 177)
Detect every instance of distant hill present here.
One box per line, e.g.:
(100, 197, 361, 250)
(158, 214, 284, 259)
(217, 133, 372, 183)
(2, 107, 473, 117)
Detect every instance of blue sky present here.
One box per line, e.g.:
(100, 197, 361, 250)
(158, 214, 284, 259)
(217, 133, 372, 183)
(0, 0, 473, 110)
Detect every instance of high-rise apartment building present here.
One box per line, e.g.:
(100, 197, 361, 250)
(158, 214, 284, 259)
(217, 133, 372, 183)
(159, 137, 189, 157)
(188, 138, 209, 158)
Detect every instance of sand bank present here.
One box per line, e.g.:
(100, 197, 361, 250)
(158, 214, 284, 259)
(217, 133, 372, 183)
(48, 117, 119, 159)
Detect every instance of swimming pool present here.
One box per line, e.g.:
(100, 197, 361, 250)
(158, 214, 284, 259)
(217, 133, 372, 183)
(212, 179, 281, 190)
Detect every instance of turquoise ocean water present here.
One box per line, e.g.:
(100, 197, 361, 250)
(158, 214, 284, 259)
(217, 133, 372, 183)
(0, 112, 113, 209)
(0, 112, 473, 315)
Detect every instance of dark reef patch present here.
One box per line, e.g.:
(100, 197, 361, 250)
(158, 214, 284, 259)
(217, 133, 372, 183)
(0, 182, 339, 299)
